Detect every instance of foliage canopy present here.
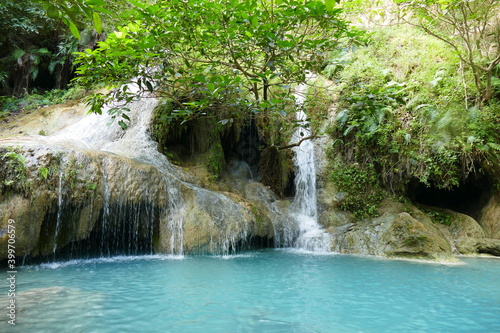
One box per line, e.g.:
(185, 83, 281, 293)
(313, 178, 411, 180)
(327, 25, 500, 198)
(73, 0, 356, 127)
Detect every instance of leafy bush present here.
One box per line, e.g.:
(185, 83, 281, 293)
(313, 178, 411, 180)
(0, 86, 86, 120)
(327, 25, 500, 196)
(330, 163, 385, 220)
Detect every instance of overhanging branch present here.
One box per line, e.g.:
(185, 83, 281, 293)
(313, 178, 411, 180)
(275, 135, 317, 150)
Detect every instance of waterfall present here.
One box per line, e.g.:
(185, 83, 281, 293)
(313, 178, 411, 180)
(100, 166, 111, 257)
(2, 77, 327, 259)
(290, 76, 332, 252)
(44, 81, 258, 256)
(52, 170, 64, 255)
(48, 85, 187, 255)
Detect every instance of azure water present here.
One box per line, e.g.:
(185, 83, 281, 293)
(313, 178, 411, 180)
(2, 251, 499, 332)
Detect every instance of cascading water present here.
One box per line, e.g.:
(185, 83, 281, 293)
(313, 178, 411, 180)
(2, 78, 309, 260)
(44, 82, 263, 257)
(100, 166, 111, 257)
(60, 93, 192, 255)
(290, 76, 332, 252)
(52, 170, 64, 255)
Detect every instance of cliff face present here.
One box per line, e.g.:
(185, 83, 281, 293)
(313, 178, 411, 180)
(478, 194, 500, 240)
(0, 142, 286, 260)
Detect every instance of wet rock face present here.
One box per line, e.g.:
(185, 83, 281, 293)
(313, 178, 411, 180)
(0, 141, 279, 261)
(325, 195, 500, 260)
(330, 211, 457, 261)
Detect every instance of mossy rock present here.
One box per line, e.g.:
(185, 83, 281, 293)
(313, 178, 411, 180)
(330, 200, 458, 262)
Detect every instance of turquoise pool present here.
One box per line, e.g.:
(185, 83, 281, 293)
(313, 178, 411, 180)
(2, 250, 499, 332)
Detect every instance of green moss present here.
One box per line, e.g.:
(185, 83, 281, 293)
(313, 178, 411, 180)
(0, 147, 27, 191)
(404, 235, 429, 247)
(330, 162, 384, 220)
(206, 143, 225, 179)
(421, 208, 452, 226)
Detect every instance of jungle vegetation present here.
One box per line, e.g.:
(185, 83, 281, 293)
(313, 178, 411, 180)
(1, 0, 499, 218)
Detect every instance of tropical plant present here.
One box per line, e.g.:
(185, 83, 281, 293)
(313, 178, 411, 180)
(328, 24, 500, 197)
(33, 0, 110, 39)
(73, 0, 357, 128)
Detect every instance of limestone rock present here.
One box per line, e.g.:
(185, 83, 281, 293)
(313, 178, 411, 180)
(475, 239, 500, 256)
(447, 211, 486, 254)
(0, 141, 280, 260)
(317, 181, 353, 228)
(478, 194, 500, 239)
(331, 206, 457, 261)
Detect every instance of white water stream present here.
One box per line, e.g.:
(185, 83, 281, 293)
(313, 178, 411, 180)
(290, 76, 332, 252)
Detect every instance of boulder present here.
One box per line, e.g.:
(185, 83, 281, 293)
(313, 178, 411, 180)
(478, 193, 500, 239)
(331, 210, 457, 262)
(475, 239, 500, 256)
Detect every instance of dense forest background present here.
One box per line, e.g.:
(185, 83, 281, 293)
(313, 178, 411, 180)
(1, 0, 499, 220)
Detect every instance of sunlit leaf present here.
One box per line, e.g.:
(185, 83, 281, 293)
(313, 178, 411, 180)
(68, 21, 81, 40)
(93, 12, 102, 33)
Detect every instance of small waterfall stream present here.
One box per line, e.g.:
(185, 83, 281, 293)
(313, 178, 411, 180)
(52, 170, 64, 255)
(290, 77, 332, 252)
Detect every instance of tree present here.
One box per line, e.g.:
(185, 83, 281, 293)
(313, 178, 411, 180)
(0, 0, 64, 95)
(73, 0, 356, 128)
(396, 0, 500, 103)
(0, 0, 112, 96)
(33, 0, 111, 39)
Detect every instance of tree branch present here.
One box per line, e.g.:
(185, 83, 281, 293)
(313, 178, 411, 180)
(274, 135, 317, 150)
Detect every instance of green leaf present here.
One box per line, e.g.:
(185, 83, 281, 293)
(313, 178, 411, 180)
(68, 21, 81, 40)
(46, 5, 60, 19)
(118, 120, 128, 130)
(488, 142, 500, 150)
(86, 0, 107, 6)
(325, 0, 336, 11)
(128, 22, 141, 33)
(93, 12, 103, 33)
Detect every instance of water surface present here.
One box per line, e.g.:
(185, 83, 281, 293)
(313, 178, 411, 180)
(2, 250, 499, 332)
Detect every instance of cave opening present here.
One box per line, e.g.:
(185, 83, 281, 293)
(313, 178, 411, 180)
(409, 175, 491, 219)
(231, 118, 263, 178)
